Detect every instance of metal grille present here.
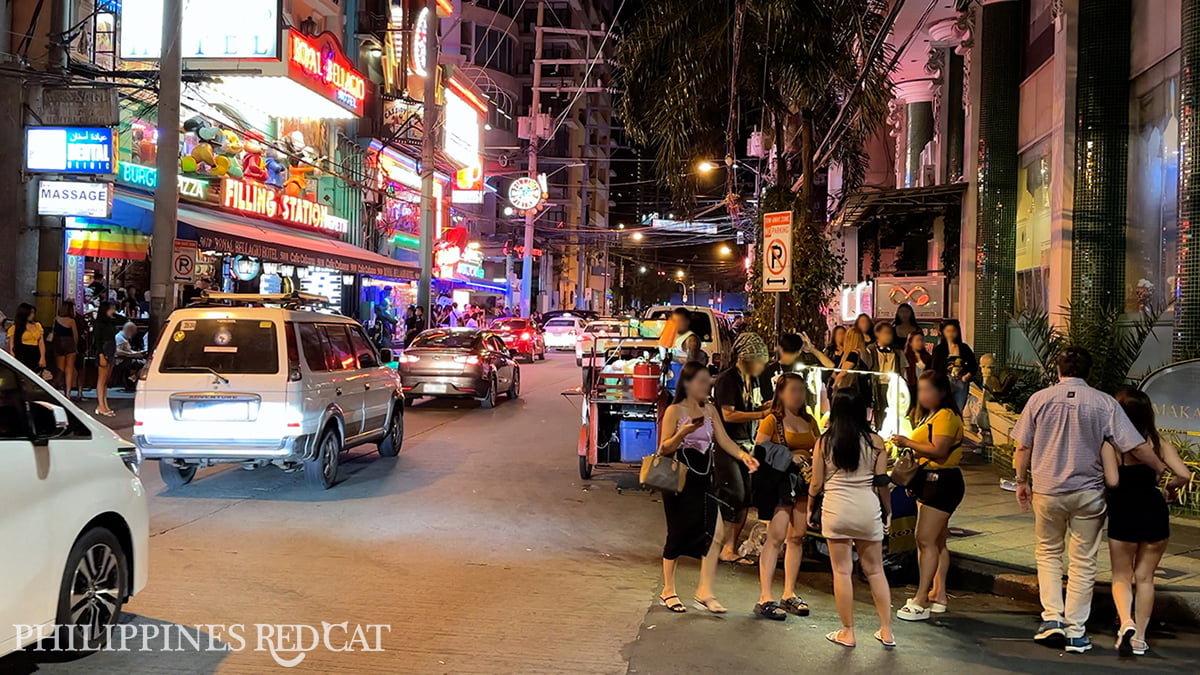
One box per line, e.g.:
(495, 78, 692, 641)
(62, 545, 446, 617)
(1177, 0, 1200, 359)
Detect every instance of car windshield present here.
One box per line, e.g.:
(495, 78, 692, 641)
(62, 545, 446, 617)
(492, 319, 531, 331)
(644, 310, 713, 340)
(159, 319, 280, 375)
(411, 331, 478, 348)
(545, 319, 576, 328)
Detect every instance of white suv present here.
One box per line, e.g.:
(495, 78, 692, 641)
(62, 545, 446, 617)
(134, 294, 405, 490)
(0, 350, 148, 656)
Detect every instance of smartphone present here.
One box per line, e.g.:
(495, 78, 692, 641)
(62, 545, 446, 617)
(689, 416, 704, 425)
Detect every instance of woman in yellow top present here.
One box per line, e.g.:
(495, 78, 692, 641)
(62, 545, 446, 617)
(891, 370, 964, 622)
(6, 303, 46, 373)
(751, 372, 819, 621)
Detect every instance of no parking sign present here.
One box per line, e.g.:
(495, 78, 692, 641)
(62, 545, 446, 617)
(762, 211, 792, 293)
(172, 239, 198, 283)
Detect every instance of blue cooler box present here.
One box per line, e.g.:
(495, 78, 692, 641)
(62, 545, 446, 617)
(619, 420, 658, 462)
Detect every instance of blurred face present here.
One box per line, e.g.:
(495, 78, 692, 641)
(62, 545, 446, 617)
(910, 334, 925, 352)
(741, 358, 766, 377)
(899, 305, 914, 323)
(28, 309, 35, 322)
(671, 313, 690, 333)
(856, 316, 872, 334)
(778, 348, 799, 365)
(833, 327, 846, 348)
(122, 324, 136, 337)
(781, 378, 806, 412)
(943, 324, 960, 343)
(685, 369, 712, 401)
(917, 378, 942, 411)
(876, 326, 895, 347)
(104, 305, 115, 318)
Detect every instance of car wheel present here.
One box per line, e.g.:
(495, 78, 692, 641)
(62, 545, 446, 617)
(378, 404, 404, 457)
(305, 427, 341, 489)
(538, 347, 547, 360)
(579, 454, 594, 480)
(480, 376, 498, 409)
(158, 461, 197, 488)
(507, 369, 521, 399)
(56, 527, 127, 651)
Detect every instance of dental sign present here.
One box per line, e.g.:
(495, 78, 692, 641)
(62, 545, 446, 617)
(118, 0, 281, 60)
(37, 181, 114, 218)
(287, 30, 367, 116)
(221, 178, 347, 235)
(25, 127, 116, 174)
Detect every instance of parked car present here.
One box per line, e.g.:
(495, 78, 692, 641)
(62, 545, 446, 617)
(642, 305, 736, 370)
(0, 349, 148, 656)
(134, 293, 405, 490)
(539, 310, 599, 326)
(396, 329, 520, 408)
(542, 316, 587, 351)
(489, 318, 546, 362)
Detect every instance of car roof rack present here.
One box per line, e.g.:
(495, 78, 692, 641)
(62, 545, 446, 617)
(189, 291, 333, 310)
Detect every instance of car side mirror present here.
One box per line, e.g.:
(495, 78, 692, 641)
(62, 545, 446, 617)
(379, 348, 393, 364)
(30, 401, 69, 441)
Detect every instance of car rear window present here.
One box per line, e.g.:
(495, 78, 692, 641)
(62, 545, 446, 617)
(545, 319, 576, 328)
(159, 319, 279, 375)
(492, 319, 530, 331)
(411, 331, 478, 348)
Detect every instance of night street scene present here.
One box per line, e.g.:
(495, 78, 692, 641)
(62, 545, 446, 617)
(2, 0, 1200, 672)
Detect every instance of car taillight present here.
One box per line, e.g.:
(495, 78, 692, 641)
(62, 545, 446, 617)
(521, 332, 533, 340)
(398, 353, 420, 363)
(454, 354, 481, 365)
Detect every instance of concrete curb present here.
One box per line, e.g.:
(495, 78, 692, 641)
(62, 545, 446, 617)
(950, 552, 1200, 626)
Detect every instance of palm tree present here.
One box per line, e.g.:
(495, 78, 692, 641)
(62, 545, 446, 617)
(617, 0, 896, 341)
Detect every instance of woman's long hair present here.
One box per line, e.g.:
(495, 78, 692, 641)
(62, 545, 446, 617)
(672, 360, 709, 404)
(841, 326, 867, 360)
(913, 370, 960, 424)
(904, 331, 930, 367)
(58, 300, 75, 318)
(1115, 387, 1162, 456)
(822, 389, 872, 472)
(13, 303, 34, 340)
(769, 372, 815, 426)
(939, 318, 963, 345)
(894, 303, 920, 331)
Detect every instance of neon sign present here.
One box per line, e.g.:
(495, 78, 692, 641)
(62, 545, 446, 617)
(120, 162, 209, 199)
(287, 30, 366, 116)
(221, 178, 345, 234)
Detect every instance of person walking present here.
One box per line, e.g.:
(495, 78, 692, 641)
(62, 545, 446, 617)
(6, 303, 46, 373)
(657, 362, 760, 614)
(893, 303, 923, 341)
(713, 332, 771, 565)
(1012, 348, 1166, 653)
(930, 319, 977, 411)
(752, 372, 818, 621)
(1103, 387, 1194, 656)
(809, 389, 894, 648)
(892, 371, 964, 621)
(52, 301, 80, 398)
(92, 301, 121, 417)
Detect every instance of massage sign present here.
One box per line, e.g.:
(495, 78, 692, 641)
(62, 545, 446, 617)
(287, 30, 366, 117)
(221, 178, 347, 235)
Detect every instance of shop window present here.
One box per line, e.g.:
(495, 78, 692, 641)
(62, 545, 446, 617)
(473, 26, 515, 74)
(72, 1, 117, 71)
(1015, 139, 1052, 314)
(1126, 55, 1180, 313)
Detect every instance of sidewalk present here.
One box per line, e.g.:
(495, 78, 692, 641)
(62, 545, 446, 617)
(947, 455, 1200, 624)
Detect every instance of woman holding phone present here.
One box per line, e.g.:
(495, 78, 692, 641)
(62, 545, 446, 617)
(657, 361, 760, 615)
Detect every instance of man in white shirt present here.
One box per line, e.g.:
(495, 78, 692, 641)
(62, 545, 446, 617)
(113, 322, 147, 391)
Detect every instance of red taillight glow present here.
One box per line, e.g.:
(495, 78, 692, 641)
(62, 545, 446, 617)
(520, 332, 533, 340)
(454, 354, 481, 365)
(398, 353, 420, 363)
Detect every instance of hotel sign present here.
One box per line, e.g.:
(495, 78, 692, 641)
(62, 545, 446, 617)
(119, 0, 281, 60)
(221, 178, 347, 235)
(287, 30, 366, 117)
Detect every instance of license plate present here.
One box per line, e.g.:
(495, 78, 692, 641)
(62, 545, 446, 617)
(181, 400, 250, 421)
(425, 383, 448, 394)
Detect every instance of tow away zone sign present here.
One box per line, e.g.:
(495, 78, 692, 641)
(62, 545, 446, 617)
(762, 211, 792, 292)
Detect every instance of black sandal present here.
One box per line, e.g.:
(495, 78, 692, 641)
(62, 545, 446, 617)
(781, 596, 810, 616)
(754, 601, 787, 621)
(659, 595, 686, 613)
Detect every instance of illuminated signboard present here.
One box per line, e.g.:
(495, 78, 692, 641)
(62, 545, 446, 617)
(119, 0, 280, 60)
(452, 163, 484, 204)
(412, 7, 431, 77)
(435, 244, 485, 280)
(221, 178, 346, 234)
(287, 30, 367, 117)
(25, 127, 116, 174)
(120, 162, 209, 199)
(37, 181, 114, 218)
(443, 79, 486, 168)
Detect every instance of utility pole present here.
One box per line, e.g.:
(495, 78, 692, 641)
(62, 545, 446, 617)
(34, 0, 72, 322)
(417, 0, 441, 320)
(149, 0, 182, 334)
(520, 0, 545, 318)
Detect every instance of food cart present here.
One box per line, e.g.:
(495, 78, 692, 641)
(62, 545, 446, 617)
(564, 320, 666, 480)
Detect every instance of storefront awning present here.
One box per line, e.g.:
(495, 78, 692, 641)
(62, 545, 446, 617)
(831, 182, 967, 229)
(115, 191, 418, 280)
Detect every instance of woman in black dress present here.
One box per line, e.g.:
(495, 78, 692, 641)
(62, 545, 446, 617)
(657, 362, 759, 614)
(1103, 387, 1193, 656)
(930, 319, 976, 411)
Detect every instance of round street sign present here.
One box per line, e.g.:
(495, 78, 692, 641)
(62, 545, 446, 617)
(767, 238, 788, 275)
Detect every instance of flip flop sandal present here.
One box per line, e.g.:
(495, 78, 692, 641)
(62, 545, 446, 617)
(658, 595, 686, 613)
(693, 597, 728, 614)
(874, 630, 896, 647)
(929, 602, 947, 614)
(754, 601, 787, 621)
(896, 600, 931, 622)
(826, 631, 855, 648)
(721, 556, 756, 566)
(1116, 626, 1136, 657)
(1130, 639, 1148, 656)
(781, 596, 810, 616)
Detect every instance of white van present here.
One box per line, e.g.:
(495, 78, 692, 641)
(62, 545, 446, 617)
(642, 306, 735, 369)
(0, 350, 148, 656)
(134, 293, 405, 490)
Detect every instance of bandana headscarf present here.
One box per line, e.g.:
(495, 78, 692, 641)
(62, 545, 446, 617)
(732, 332, 770, 362)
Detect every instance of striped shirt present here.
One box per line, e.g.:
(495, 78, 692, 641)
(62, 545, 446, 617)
(1012, 378, 1145, 495)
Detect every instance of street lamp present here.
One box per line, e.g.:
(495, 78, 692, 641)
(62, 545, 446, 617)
(631, 231, 645, 242)
(719, 244, 732, 256)
(639, 266, 647, 273)
(675, 269, 685, 279)
(697, 160, 717, 173)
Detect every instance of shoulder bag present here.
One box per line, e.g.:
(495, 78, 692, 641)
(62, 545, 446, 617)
(640, 453, 688, 494)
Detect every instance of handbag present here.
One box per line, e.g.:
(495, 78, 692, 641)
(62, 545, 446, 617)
(890, 448, 923, 488)
(640, 453, 687, 494)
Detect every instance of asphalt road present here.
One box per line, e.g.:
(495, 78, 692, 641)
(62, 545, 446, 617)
(3, 354, 1198, 674)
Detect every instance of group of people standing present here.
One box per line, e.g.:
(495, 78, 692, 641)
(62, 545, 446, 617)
(652, 306, 1191, 656)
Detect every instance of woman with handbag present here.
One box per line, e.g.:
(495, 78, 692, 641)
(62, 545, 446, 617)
(657, 361, 760, 615)
(891, 371, 965, 622)
(808, 389, 894, 648)
(752, 372, 818, 621)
